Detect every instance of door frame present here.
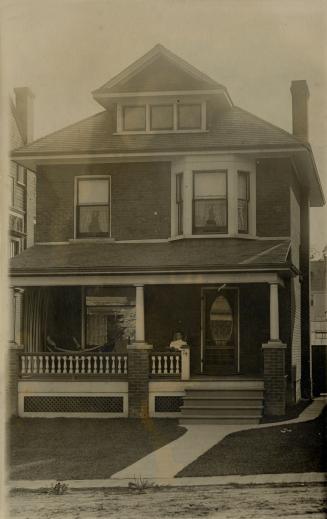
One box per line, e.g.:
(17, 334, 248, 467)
(200, 286, 240, 374)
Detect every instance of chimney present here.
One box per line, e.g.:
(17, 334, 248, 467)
(290, 80, 310, 142)
(14, 87, 34, 144)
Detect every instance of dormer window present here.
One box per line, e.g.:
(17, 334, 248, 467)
(118, 100, 206, 133)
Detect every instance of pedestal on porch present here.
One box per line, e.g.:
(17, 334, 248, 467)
(262, 341, 287, 416)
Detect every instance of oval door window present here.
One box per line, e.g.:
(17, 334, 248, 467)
(210, 294, 233, 344)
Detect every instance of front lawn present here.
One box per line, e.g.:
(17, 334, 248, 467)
(177, 408, 327, 477)
(9, 418, 186, 480)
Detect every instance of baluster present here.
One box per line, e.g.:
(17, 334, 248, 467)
(81, 356, 85, 374)
(21, 356, 26, 375)
(112, 356, 116, 374)
(69, 356, 73, 374)
(39, 356, 44, 374)
(45, 356, 50, 374)
(123, 356, 127, 374)
(105, 356, 110, 374)
(158, 356, 162, 374)
(51, 355, 56, 374)
(176, 354, 180, 374)
(87, 356, 92, 374)
(27, 356, 32, 374)
(151, 355, 156, 374)
(163, 355, 168, 374)
(57, 356, 62, 374)
(169, 355, 174, 374)
(99, 356, 103, 374)
(117, 356, 122, 374)
(33, 356, 38, 374)
(63, 356, 67, 374)
(93, 356, 98, 374)
(75, 356, 80, 374)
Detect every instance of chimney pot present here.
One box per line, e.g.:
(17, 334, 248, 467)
(290, 80, 310, 142)
(14, 87, 34, 144)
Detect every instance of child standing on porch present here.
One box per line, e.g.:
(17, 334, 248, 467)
(169, 331, 188, 351)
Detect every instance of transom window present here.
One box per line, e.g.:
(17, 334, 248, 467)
(76, 177, 110, 238)
(123, 106, 146, 131)
(238, 171, 250, 234)
(193, 171, 228, 234)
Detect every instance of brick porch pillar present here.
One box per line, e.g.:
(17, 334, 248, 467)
(127, 285, 152, 418)
(7, 288, 23, 417)
(262, 283, 287, 416)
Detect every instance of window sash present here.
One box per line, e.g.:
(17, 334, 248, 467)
(176, 174, 183, 235)
(150, 105, 174, 130)
(178, 104, 202, 129)
(76, 177, 111, 238)
(123, 105, 146, 131)
(193, 199, 228, 234)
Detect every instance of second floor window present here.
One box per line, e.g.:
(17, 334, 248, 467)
(238, 171, 250, 234)
(123, 106, 146, 131)
(76, 177, 110, 238)
(176, 173, 183, 235)
(193, 171, 228, 234)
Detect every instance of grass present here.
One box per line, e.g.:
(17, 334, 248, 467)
(8, 418, 186, 480)
(177, 407, 327, 477)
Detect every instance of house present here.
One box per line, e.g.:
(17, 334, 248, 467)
(311, 255, 327, 396)
(9, 44, 325, 423)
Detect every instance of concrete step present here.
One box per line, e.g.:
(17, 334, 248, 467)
(185, 380, 264, 390)
(183, 397, 263, 407)
(179, 415, 261, 425)
(184, 389, 264, 398)
(181, 405, 263, 417)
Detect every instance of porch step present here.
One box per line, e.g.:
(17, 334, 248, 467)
(179, 384, 264, 425)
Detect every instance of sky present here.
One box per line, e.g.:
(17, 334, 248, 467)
(1, 0, 327, 252)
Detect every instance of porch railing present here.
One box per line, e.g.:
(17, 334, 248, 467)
(20, 353, 128, 377)
(151, 349, 190, 379)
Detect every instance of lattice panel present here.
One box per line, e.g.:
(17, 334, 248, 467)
(24, 396, 124, 413)
(155, 396, 183, 413)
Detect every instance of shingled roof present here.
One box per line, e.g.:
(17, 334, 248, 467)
(10, 239, 291, 275)
(12, 106, 305, 158)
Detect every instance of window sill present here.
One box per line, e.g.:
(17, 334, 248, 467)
(69, 238, 115, 244)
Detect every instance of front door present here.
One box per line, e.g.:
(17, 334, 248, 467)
(202, 287, 238, 374)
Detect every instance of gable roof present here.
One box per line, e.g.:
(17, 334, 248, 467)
(92, 44, 225, 96)
(10, 238, 291, 276)
(12, 106, 305, 157)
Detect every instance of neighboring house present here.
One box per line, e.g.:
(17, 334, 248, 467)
(9, 45, 325, 423)
(311, 256, 327, 395)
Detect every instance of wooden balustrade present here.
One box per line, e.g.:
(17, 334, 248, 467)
(151, 352, 181, 377)
(20, 353, 128, 377)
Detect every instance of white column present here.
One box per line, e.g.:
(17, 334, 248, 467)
(135, 285, 145, 342)
(9, 287, 15, 343)
(270, 283, 280, 341)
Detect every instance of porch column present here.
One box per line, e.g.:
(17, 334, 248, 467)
(8, 287, 24, 418)
(262, 282, 286, 416)
(127, 284, 152, 418)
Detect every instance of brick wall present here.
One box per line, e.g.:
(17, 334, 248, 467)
(262, 344, 287, 415)
(36, 162, 171, 242)
(7, 346, 22, 417)
(256, 158, 292, 237)
(127, 349, 150, 418)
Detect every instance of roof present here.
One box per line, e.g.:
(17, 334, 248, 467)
(12, 106, 305, 158)
(92, 44, 224, 95)
(10, 239, 291, 276)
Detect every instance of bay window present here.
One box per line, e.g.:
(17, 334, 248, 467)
(193, 171, 228, 234)
(238, 171, 250, 234)
(76, 177, 110, 238)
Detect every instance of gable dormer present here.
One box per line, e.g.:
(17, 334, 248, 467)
(92, 44, 233, 134)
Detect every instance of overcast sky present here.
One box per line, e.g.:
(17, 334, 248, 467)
(2, 0, 326, 251)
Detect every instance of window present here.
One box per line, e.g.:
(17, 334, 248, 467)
(9, 239, 20, 258)
(150, 105, 174, 130)
(193, 171, 227, 234)
(9, 176, 14, 206)
(238, 171, 250, 233)
(123, 106, 146, 131)
(76, 177, 110, 238)
(176, 173, 183, 235)
(178, 104, 202, 129)
(16, 165, 25, 185)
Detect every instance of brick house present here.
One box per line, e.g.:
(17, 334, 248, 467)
(9, 45, 325, 423)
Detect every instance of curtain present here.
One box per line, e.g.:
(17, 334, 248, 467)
(23, 288, 50, 352)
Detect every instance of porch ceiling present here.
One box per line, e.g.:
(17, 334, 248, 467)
(10, 238, 291, 277)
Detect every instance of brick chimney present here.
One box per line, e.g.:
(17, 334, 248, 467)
(14, 87, 34, 144)
(290, 80, 310, 142)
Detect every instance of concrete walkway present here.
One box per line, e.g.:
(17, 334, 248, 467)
(111, 396, 327, 479)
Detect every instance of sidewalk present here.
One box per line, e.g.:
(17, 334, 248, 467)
(111, 396, 327, 479)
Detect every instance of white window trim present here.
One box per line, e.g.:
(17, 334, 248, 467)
(171, 155, 256, 239)
(74, 175, 112, 240)
(16, 165, 26, 186)
(116, 100, 207, 134)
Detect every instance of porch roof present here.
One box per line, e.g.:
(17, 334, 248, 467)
(10, 238, 291, 276)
